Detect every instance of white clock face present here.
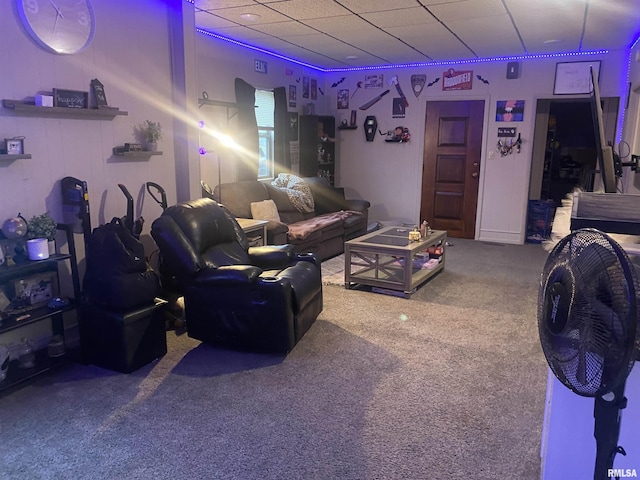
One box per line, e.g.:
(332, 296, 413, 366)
(17, 0, 95, 54)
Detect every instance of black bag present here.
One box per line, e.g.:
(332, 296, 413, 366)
(83, 218, 160, 309)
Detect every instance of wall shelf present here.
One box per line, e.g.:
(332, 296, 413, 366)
(2, 100, 128, 120)
(0, 153, 31, 162)
(338, 125, 358, 130)
(112, 147, 162, 157)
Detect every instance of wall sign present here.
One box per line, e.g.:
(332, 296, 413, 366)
(53, 89, 89, 109)
(498, 127, 517, 137)
(254, 59, 268, 74)
(553, 61, 601, 95)
(442, 69, 473, 91)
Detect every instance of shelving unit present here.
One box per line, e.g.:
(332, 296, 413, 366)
(299, 114, 336, 186)
(2, 99, 128, 120)
(0, 224, 81, 394)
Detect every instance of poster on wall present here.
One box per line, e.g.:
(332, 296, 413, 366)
(311, 79, 317, 100)
(364, 74, 383, 88)
(302, 77, 310, 98)
(496, 100, 525, 122)
(442, 68, 473, 91)
(337, 89, 349, 109)
(289, 85, 297, 108)
(392, 98, 405, 118)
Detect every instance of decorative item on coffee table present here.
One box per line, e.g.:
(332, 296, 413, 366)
(136, 120, 162, 151)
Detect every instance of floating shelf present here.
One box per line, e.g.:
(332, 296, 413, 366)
(2, 99, 128, 119)
(112, 148, 163, 158)
(0, 153, 31, 162)
(338, 125, 358, 130)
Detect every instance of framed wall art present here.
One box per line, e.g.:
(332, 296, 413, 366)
(553, 61, 601, 95)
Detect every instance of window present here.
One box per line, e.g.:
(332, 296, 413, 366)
(254, 89, 275, 180)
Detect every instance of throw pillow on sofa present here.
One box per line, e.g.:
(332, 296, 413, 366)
(251, 199, 281, 222)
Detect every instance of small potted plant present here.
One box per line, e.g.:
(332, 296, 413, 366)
(27, 212, 57, 255)
(136, 120, 162, 151)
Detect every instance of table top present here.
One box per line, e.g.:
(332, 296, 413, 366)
(346, 226, 446, 250)
(236, 218, 269, 229)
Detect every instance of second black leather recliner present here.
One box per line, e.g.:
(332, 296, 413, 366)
(151, 198, 323, 354)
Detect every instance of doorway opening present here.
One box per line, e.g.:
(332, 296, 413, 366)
(529, 97, 620, 206)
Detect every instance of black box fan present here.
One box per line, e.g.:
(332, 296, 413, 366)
(538, 228, 640, 479)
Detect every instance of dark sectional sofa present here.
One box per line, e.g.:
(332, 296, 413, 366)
(214, 177, 370, 261)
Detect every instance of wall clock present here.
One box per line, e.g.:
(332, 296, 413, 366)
(17, 0, 95, 54)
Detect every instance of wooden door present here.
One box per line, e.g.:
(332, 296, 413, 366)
(420, 100, 484, 239)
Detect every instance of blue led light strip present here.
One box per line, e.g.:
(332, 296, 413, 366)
(197, 28, 608, 73)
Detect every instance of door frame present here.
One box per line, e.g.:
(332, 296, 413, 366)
(420, 94, 491, 240)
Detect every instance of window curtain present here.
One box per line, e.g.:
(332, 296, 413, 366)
(273, 86, 290, 175)
(234, 78, 259, 181)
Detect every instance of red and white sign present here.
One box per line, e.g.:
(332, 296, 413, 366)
(442, 68, 473, 91)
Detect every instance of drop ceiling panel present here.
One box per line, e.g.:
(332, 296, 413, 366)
(582, 0, 640, 50)
(195, 0, 254, 9)
(195, 11, 239, 30)
(512, 10, 583, 53)
(361, 7, 438, 28)
(337, 0, 424, 13)
(266, 0, 352, 20)
(447, 16, 525, 57)
(302, 15, 379, 36)
(209, 26, 272, 42)
(251, 21, 320, 37)
(206, 5, 291, 25)
(193, 0, 640, 68)
(503, 0, 587, 16)
(427, 0, 507, 21)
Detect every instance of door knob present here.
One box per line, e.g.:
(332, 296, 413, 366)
(473, 162, 479, 167)
(472, 172, 479, 178)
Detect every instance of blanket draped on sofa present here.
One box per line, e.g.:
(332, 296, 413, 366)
(271, 173, 315, 213)
(287, 210, 363, 240)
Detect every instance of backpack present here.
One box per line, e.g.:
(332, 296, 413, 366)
(83, 217, 160, 309)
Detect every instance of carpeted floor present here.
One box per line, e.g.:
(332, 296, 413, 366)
(0, 238, 550, 480)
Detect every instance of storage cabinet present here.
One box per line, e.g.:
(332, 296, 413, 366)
(0, 224, 81, 394)
(299, 115, 336, 186)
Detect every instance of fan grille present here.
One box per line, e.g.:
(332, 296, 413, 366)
(538, 229, 640, 397)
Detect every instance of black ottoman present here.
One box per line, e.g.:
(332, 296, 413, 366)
(81, 298, 168, 373)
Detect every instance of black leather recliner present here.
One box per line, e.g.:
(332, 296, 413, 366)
(150, 198, 323, 353)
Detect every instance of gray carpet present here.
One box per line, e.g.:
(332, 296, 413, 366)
(0, 239, 550, 480)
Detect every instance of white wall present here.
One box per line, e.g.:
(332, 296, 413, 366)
(0, 0, 178, 242)
(194, 34, 325, 188)
(323, 51, 631, 243)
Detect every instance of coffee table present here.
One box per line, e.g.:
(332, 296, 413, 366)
(344, 226, 446, 296)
